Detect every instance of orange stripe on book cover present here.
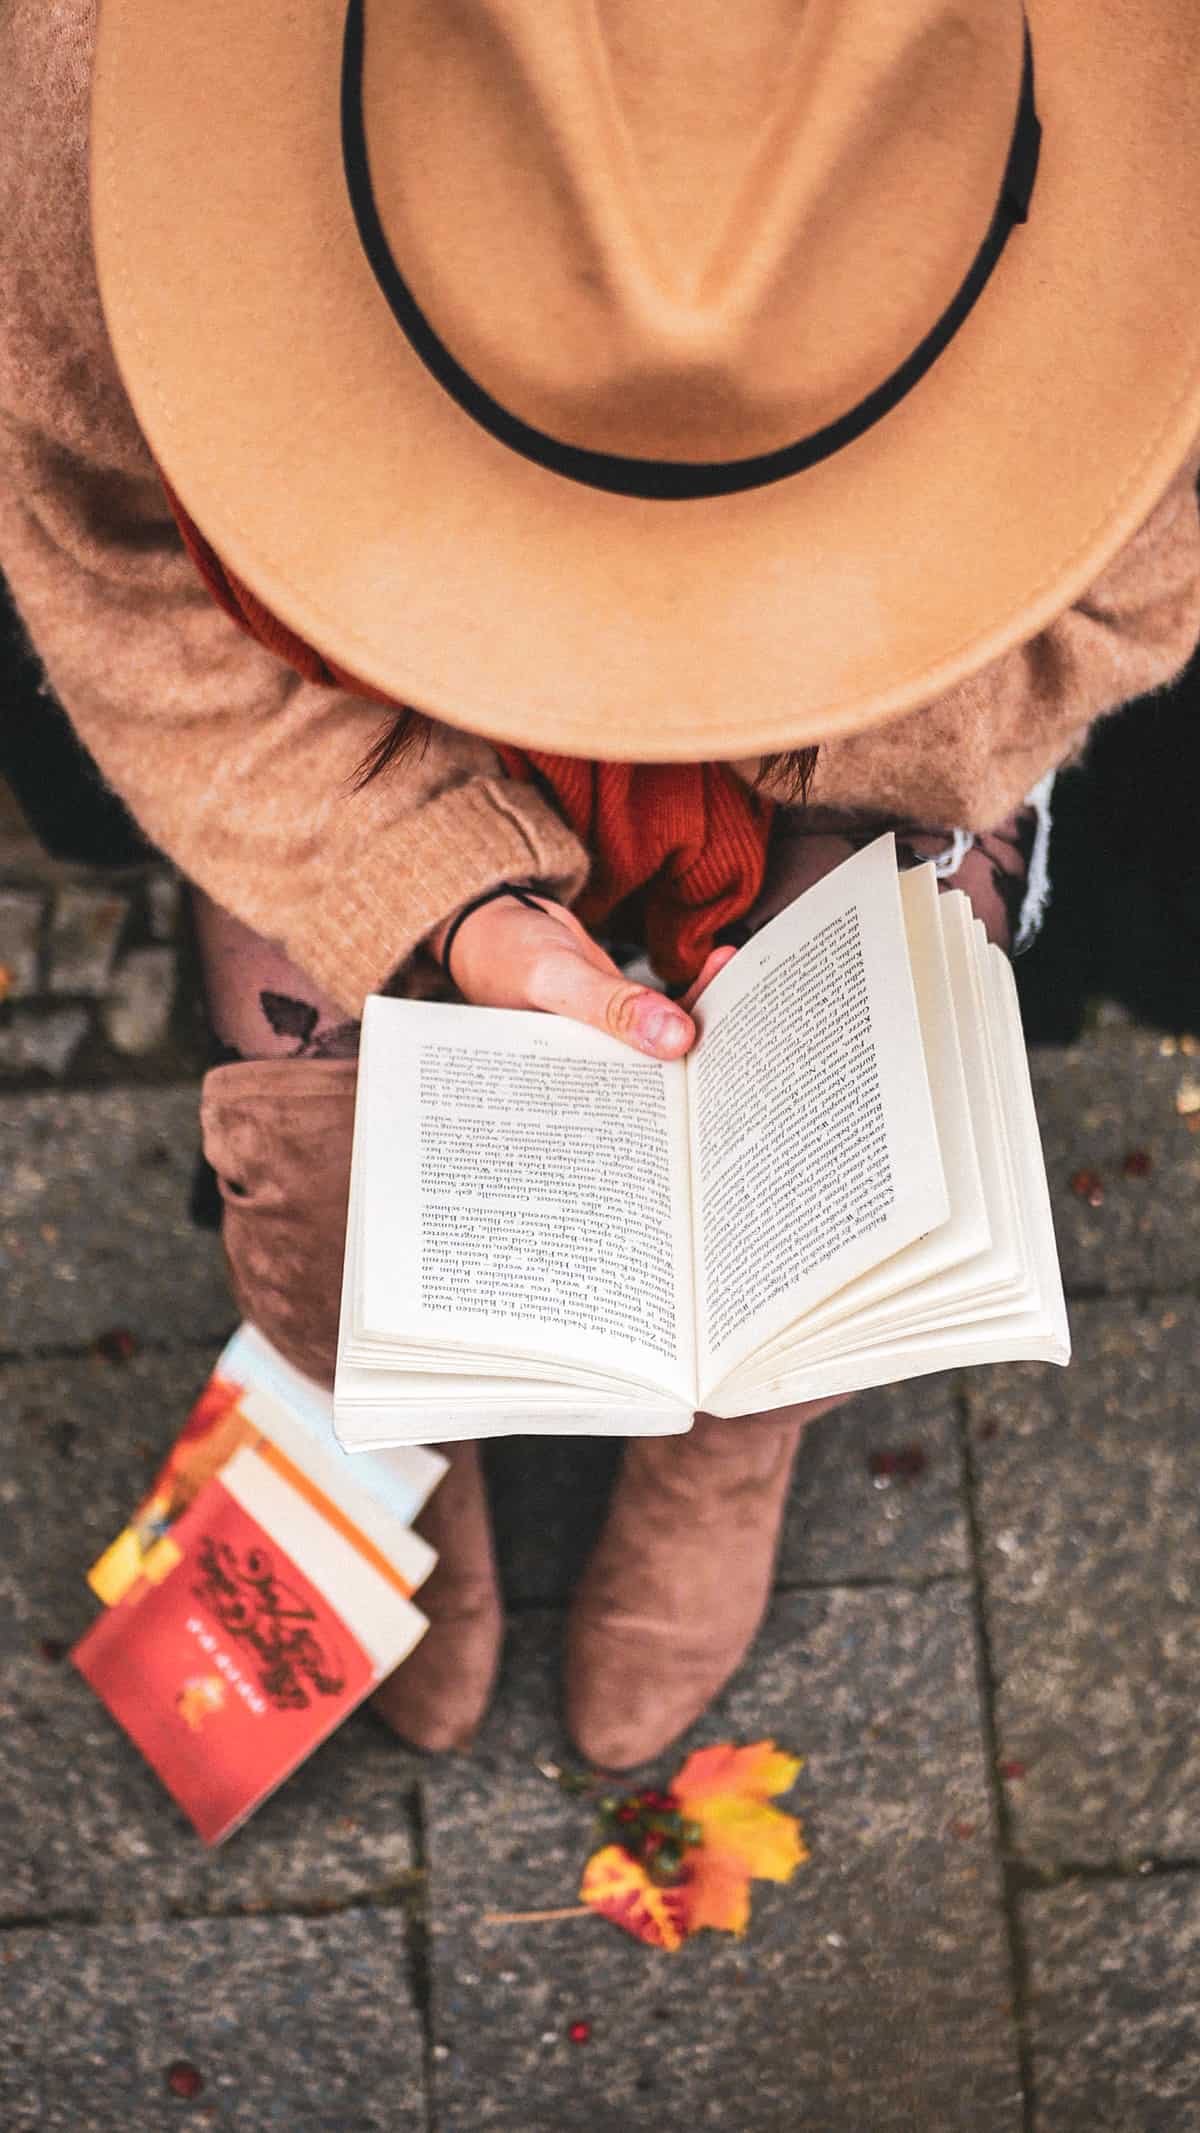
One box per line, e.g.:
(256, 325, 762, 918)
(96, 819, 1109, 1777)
(251, 1436, 414, 1600)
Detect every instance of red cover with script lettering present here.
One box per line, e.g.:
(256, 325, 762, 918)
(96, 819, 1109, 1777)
(74, 1477, 374, 1843)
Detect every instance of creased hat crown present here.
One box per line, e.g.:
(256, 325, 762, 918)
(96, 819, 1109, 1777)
(92, 0, 1200, 760)
(364, 0, 1026, 458)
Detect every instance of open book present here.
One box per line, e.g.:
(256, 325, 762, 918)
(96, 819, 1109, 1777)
(334, 835, 1068, 1446)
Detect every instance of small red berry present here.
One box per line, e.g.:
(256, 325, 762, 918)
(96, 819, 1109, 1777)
(1122, 1149, 1152, 1179)
(867, 1443, 928, 1485)
(94, 1326, 137, 1364)
(568, 2021, 591, 2045)
(165, 2060, 204, 2099)
(1069, 1169, 1104, 1208)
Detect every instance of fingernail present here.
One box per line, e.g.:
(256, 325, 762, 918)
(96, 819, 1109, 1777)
(638, 1006, 690, 1056)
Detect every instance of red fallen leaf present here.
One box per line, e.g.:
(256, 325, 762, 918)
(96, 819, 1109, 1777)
(1069, 1169, 1104, 1208)
(949, 1819, 977, 1839)
(580, 1742, 807, 1950)
(93, 1326, 137, 1364)
(999, 1760, 1028, 1781)
(165, 2060, 204, 2099)
(579, 1845, 690, 1951)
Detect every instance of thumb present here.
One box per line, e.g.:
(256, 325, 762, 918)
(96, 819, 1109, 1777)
(526, 944, 695, 1060)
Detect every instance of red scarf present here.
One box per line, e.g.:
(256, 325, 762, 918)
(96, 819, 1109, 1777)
(165, 479, 773, 986)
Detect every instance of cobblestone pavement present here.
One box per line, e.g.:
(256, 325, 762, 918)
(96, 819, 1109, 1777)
(2, 787, 1199, 2128)
(0, 780, 206, 1087)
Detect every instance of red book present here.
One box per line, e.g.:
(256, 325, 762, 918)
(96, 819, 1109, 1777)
(74, 1449, 420, 1843)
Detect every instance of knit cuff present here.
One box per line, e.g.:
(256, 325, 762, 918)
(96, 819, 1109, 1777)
(294, 777, 590, 1018)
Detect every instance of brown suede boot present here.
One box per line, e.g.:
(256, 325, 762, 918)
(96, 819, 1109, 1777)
(371, 1440, 503, 1753)
(565, 1401, 843, 1770)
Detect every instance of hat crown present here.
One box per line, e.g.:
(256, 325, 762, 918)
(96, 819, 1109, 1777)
(363, 0, 1026, 459)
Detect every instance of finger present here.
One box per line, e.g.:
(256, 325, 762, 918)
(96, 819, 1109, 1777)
(680, 944, 738, 1013)
(525, 945, 695, 1059)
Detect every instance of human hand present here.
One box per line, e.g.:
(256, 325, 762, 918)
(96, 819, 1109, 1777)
(429, 890, 735, 1060)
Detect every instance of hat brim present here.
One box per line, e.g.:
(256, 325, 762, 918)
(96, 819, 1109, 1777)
(92, 1, 1200, 761)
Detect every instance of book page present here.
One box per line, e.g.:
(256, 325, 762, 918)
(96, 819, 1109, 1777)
(744, 867, 993, 1368)
(354, 998, 696, 1403)
(699, 913, 1068, 1418)
(689, 835, 949, 1403)
(226, 1324, 447, 1534)
(985, 945, 1070, 1361)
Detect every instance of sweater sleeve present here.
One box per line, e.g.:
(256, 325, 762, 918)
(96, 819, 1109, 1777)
(0, 1, 587, 1018)
(763, 451, 1200, 829)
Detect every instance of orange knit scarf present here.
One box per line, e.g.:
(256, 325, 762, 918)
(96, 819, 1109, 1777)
(163, 478, 773, 986)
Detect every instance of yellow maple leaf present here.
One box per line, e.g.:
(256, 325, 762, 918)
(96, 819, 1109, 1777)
(673, 1740, 808, 1937)
(672, 1740, 803, 1807)
(579, 1843, 690, 1952)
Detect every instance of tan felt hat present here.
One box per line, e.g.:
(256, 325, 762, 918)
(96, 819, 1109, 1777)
(92, 0, 1200, 761)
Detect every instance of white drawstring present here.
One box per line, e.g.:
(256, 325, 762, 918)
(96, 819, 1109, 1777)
(1013, 770, 1055, 954)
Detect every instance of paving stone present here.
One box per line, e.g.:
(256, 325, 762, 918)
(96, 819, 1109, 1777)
(47, 884, 130, 995)
(777, 1375, 967, 1584)
(1023, 1876, 1200, 2131)
(0, 887, 43, 997)
(102, 946, 176, 1055)
(0, 1912, 428, 2133)
(1030, 1032, 1200, 1293)
(0, 1350, 421, 1920)
(969, 1300, 1200, 1865)
(486, 1377, 967, 1607)
(0, 1087, 232, 1353)
(424, 1591, 1021, 2133)
(0, 1004, 90, 1078)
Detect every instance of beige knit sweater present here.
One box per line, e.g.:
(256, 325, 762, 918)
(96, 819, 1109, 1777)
(4, 1, 1200, 1016)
